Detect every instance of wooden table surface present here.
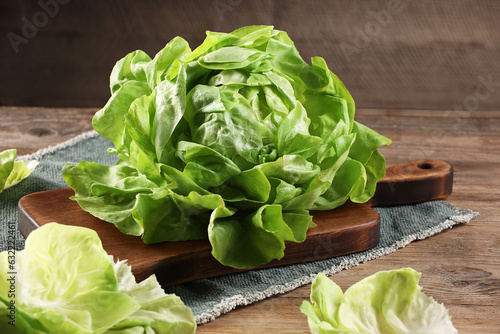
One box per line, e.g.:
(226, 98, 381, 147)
(1, 107, 499, 333)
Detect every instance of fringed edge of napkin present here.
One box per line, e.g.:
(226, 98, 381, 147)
(195, 207, 478, 324)
(17, 130, 99, 161)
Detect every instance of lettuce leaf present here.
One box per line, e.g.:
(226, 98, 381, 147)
(63, 25, 391, 269)
(300, 269, 457, 334)
(0, 223, 196, 334)
(0, 149, 38, 194)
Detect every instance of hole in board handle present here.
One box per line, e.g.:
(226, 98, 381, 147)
(417, 163, 434, 170)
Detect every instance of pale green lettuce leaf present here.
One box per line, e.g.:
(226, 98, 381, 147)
(152, 63, 188, 165)
(144, 37, 191, 90)
(109, 50, 151, 95)
(108, 259, 196, 333)
(0, 149, 38, 194)
(93, 81, 151, 152)
(62, 162, 216, 243)
(300, 269, 457, 334)
(62, 161, 156, 237)
(0, 223, 196, 334)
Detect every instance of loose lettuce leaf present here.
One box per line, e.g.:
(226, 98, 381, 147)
(0, 149, 38, 194)
(0, 223, 196, 334)
(300, 269, 457, 334)
(108, 259, 196, 333)
(63, 25, 391, 269)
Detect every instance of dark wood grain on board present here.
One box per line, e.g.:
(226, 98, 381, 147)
(2, 0, 500, 110)
(367, 159, 453, 206)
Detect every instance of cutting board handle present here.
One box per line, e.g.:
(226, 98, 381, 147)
(368, 159, 453, 206)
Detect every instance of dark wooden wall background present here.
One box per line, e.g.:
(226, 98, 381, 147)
(1, 0, 499, 110)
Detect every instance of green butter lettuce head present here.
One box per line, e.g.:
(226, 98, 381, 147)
(62, 25, 391, 269)
(0, 149, 38, 194)
(0, 223, 196, 334)
(300, 269, 457, 334)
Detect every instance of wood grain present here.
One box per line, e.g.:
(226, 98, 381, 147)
(2, 107, 499, 333)
(0, 107, 95, 156)
(367, 159, 453, 206)
(1, 0, 500, 111)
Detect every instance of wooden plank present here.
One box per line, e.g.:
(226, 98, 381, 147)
(0, 107, 96, 156)
(1, 1, 500, 110)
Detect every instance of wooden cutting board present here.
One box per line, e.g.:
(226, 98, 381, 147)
(18, 159, 452, 286)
